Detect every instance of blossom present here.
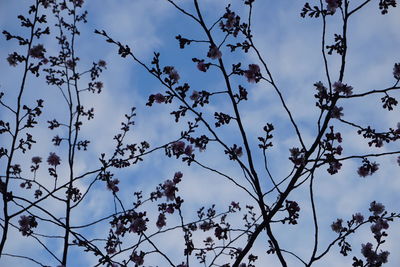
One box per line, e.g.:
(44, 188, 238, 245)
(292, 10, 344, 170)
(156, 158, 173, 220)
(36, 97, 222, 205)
(197, 61, 208, 72)
(184, 145, 193, 156)
(163, 180, 176, 201)
(40, 0, 54, 9)
(31, 156, 42, 164)
(327, 160, 342, 174)
(357, 160, 379, 177)
(190, 90, 200, 101)
(66, 59, 76, 69)
(130, 251, 144, 266)
(156, 213, 166, 229)
(47, 152, 61, 166)
(220, 10, 239, 29)
(393, 63, 400, 79)
(289, 147, 304, 166)
(369, 201, 385, 216)
(107, 179, 120, 193)
(130, 217, 147, 233)
(333, 81, 353, 96)
(173, 171, 183, 184)
(370, 218, 389, 235)
(331, 106, 344, 119)
(230, 201, 241, 211)
(7, 53, 20, 67)
(163, 66, 180, 83)
(325, 0, 341, 13)
(98, 59, 107, 68)
(94, 81, 103, 90)
(171, 141, 185, 155)
(361, 242, 389, 265)
(73, 0, 84, 7)
(29, 44, 46, 59)
(244, 64, 261, 83)
(234, 146, 243, 157)
(115, 223, 124, 235)
(207, 45, 222, 60)
(352, 213, 364, 224)
(330, 218, 343, 233)
(18, 215, 38, 236)
(154, 93, 166, 103)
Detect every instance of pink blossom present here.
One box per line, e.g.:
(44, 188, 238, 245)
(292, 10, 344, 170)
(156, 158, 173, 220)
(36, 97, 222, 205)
(163, 180, 176, 201)
(326, 0, 340, 13)
(197, 61, 208, 72)
(98, 59, 107, 68)
(31, 156, 42, 164)
(107, 179, 120, 193)
(47, 152, 61, 166)
(18, 215, 37, 236)
(330, 218, 343, 233)
(244, 64, 261, 83)
(129, 217, 147, 233)
(190, 90, 200, 101)
(369, 201, 385, 216)
(7, 53, 19, 66)
(173, 171, 183, 184)
(164, 66, 180, 83)
(29, 44, 46, 59)
(184, 145, 193, 156)
(333, 81, 353, 96)
(156, 213, 166, 229)
(353, 213, 364, 224)
(154, 93, 166, 103)
(172, 141, 185, 155)
(130, 251, 145, 265)
(207, 46, 222, 60)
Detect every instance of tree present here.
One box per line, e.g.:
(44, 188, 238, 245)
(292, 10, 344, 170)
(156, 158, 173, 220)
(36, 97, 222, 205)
(1, 0, 399, 266)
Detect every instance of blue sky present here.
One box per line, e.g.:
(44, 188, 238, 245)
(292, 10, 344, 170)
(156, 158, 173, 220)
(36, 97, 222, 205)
(1, 0, 400, 266)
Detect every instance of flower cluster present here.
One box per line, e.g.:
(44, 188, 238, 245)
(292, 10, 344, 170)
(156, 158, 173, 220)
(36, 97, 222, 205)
(154, 93, 166, 103)
(331, 218, 344, 233)
(47, 152, 61, 166)
(129, 212, 148, 234)
(219, 8, 241, 37)
(7, 52, 24, 67)
(331, 106, 344, 119)
(18, 215, 38, 236)
(333, 81, 353, 96)
(369, 201, 385, 216)
(361, 242, 389, 266)
(31, 156, 42, 164)
(284, 200, 300, 225)
(29, 44, 46, 59)
(244, 64, 261, 83)
(289, 147, 305, 166)
(357, 158, 379, 177)
(325, 0, 341, 13)
(107, 178, 120, 193)
(171, 141, 193, 157)
(130, 251, 145, 266)
(207, 45, 222, 60)
(197, 60, 210, 72)
(352, 213, 364, 224)
(163, 66, 180, 83)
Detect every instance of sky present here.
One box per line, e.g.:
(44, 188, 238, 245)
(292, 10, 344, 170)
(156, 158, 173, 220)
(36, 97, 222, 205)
(0, 0, 400, 266)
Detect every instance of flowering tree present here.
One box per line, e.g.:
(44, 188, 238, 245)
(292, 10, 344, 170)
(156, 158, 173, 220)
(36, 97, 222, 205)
(1, 0, 400, 267)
